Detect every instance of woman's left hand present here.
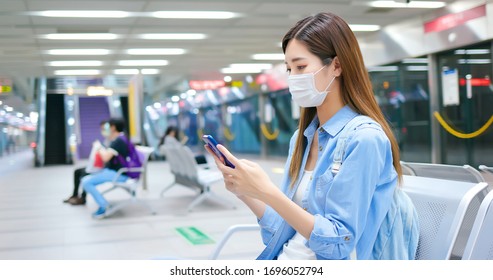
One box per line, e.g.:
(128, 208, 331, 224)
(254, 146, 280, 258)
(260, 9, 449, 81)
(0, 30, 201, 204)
(205, 144, 278, 201)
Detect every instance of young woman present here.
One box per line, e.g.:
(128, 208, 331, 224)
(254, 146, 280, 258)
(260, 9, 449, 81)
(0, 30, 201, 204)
(206, 12, 418, 260)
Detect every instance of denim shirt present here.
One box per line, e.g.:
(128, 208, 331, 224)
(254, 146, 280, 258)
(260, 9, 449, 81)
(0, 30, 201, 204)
(257, 105, 412, 260)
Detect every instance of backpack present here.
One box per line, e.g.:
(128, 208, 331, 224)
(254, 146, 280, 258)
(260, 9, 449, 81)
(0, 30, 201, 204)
(331, 115, 419, 260)
(112, 135, 143, 179)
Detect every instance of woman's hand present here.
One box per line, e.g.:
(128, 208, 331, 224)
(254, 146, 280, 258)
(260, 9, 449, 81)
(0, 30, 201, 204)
(204, 144, 278, 201)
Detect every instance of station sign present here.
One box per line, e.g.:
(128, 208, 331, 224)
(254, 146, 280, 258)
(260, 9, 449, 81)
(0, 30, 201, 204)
(424, 4, 486, 34)
(0, 77, 12, 94)
(189, 80, 225, 90)
(0, 85, 12, 93)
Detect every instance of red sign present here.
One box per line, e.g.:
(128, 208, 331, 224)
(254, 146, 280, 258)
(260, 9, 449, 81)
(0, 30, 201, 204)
(459, 77, 491, 87)
(189, 80, 225, 90)
(424, 5, 486, 34)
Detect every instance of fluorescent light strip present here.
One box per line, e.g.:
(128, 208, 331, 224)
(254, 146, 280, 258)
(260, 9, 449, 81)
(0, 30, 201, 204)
(46, 49, 111, 55)
(126, 48, 186, 55)
(252, 53, 285, 60)
(370, 1, 446, 9)
(139, 33, 206, 40)
(42, 33, 119, 40)
(152, 11, 237, 19)
(37, 10, 130, 18)
(54, 70, 101, 75)
(114, 69, 139, 75)
(406, 66, 429, 71)
(221, 68, 263, 74)
(48, 61, 103, 67)
(454, 49, 491, 55)
(402, 58, 428, 64)
(458, 59, 491, 64)
(349, 24, 380, 32)
(141, 69, 160, 74)
(118, 60, 168, 66)
(367, 66, 399, 72)
(113, 69, 160, 75)
(229, 63, 272, 70)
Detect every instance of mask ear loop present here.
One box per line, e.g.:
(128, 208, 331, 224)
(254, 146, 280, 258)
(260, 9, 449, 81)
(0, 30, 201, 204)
(322, 75, 336, 93)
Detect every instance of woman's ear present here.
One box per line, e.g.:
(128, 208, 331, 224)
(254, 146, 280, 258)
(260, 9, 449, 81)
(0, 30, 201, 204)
(332, 56, 342, 77)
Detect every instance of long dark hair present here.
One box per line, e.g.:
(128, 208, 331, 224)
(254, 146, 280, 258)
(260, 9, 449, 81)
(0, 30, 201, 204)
(159, 126, 179, 146)
(283, 12, 402, 187)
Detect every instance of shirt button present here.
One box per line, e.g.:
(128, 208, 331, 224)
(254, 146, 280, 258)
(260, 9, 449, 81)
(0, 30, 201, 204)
(344, 236, 351, 241)
(319, 146, 323, 151)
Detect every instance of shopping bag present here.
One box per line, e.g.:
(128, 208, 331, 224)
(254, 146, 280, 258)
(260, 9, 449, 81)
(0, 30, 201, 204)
(85, 141, 104, 173)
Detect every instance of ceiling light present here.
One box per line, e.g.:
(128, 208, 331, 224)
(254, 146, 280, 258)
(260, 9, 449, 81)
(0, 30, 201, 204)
(349, 24, 380, 32)
(457, 59, 491, 64)
(141, 69, 160, 74)
(54, 70, 101, 75)
(151, 11, 237, 19)
(402, 58, 428, 64)
(252, 53, 285, 60)
(37, 10, 130, 18)
(48, 61, 103, 66)
(46, 49, 111, 55)
(113, 69, 140, 75)
(454, 49, 491, 55)
(367, 66, 399, 72)
(221, 68, 263, 74)
(369, 1, 446, 9)
(126, 48, 186, 55)
(171, 96, 180, 102)
(117, 60, 168, 66)
(42, 33, 119, 40)
(229, 63, 272, 70)
(406, 66, 429, 71)
(139, 33, 206, 40)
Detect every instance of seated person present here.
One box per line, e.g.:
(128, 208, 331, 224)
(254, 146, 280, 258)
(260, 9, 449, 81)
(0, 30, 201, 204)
(82, 118, 136, 219)
(64, 120, 109, 205)
(159, 126, 207, 165)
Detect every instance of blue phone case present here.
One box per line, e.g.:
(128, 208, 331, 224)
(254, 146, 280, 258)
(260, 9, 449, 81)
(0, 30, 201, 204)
(202, 135, 235, 168)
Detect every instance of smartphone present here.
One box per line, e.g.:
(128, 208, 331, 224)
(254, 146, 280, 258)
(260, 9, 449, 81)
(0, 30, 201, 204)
(202, 135, 235, 168)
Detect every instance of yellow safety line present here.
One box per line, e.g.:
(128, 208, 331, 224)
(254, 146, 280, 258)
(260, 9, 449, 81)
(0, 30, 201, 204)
(433, 111, 493, 139)
(261, 123, 279, 141)
(223, 127, 235, 141)
(197, 128, 204, 140)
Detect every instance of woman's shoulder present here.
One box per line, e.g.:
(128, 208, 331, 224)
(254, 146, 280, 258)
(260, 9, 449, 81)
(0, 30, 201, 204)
(345, 116, 388, 145)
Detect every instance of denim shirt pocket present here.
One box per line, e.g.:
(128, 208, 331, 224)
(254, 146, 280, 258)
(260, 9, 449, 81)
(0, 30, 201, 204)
(314, 168, 334, 201)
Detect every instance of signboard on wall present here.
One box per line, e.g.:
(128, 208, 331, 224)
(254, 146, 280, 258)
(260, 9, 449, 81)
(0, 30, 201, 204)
(441, 68, 460, 106)
(424, 4, 486, 34)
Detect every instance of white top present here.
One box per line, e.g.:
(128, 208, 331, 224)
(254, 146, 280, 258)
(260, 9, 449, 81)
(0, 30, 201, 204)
(277, 170, 317, 260)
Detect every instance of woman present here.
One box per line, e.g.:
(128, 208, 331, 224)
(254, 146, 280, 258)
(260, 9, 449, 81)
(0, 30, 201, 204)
(159, 126, 188, 147)
(159, 126, 207, 165)
(206, 12, 418, 260)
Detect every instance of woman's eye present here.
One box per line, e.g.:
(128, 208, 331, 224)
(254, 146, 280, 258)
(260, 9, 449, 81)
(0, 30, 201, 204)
(297, 65, 306, 70)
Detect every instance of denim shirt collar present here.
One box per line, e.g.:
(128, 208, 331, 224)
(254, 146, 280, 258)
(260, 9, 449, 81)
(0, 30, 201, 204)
(303, 105, 359, 139)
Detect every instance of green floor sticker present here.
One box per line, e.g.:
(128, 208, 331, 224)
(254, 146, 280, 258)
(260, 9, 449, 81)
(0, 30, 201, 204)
(175, 226, 215, 245)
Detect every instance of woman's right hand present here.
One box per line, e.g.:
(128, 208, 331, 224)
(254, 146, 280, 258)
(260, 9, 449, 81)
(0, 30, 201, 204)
(204, 144, 278, 202)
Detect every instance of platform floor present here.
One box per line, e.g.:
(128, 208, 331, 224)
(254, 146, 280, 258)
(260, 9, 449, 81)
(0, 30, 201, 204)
(0, 150, 286, 260)
(2, 150, 492, 260)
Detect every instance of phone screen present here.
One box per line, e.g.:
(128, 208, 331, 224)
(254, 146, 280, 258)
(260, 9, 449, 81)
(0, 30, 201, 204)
(202, 135, 235, 168)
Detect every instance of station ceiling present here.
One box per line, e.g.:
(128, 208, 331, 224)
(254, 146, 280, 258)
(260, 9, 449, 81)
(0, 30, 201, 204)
(0, 0, 456, 91)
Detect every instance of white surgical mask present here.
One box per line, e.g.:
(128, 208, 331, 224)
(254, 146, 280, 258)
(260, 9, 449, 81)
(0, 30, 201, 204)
(288, 65, 336, 107)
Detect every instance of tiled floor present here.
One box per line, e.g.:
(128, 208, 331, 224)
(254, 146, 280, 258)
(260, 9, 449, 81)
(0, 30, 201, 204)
(0, 150, 286, 260)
